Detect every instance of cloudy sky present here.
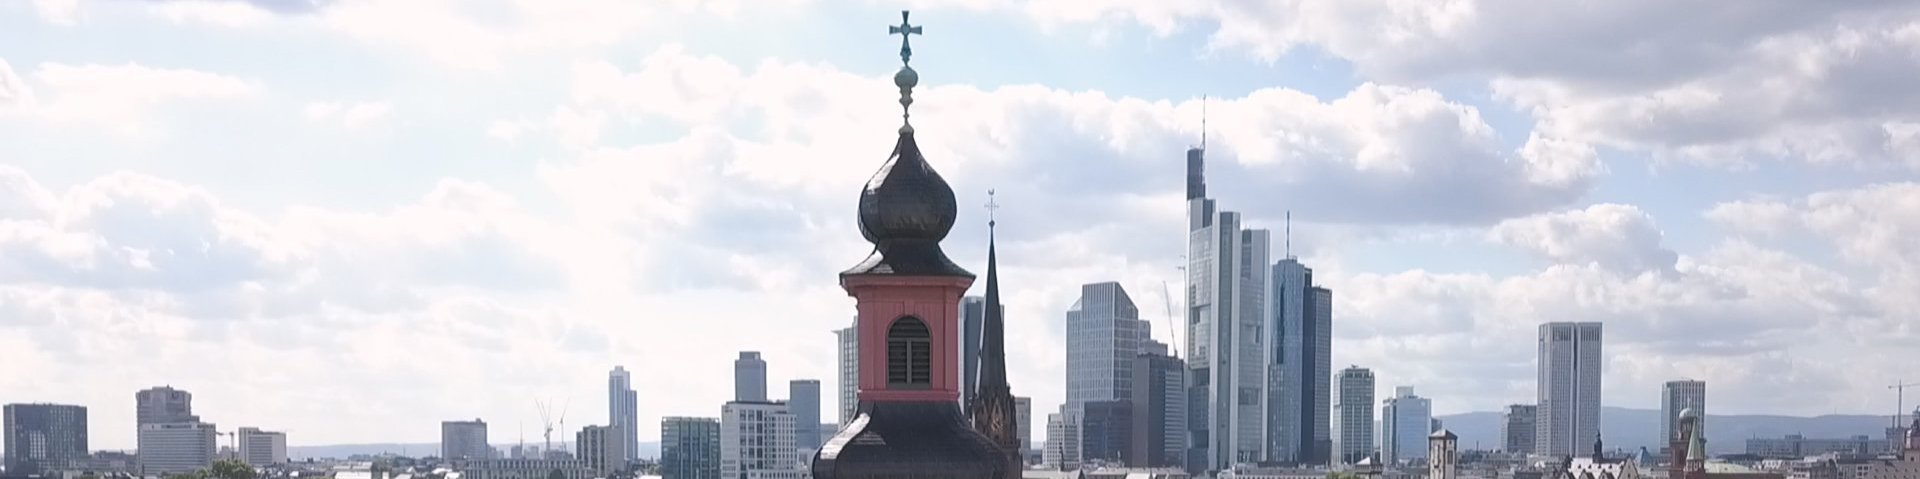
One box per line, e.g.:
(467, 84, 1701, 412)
(3, 0, 1919, 450)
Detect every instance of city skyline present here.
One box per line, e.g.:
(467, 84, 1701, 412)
(4, 0, 1919, 452)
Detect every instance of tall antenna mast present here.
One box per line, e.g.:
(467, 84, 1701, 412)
(1201, 95, 1208, 151)
(1285, 210, 1293, 258)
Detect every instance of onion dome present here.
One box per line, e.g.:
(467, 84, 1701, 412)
(841, 10, 970, 278)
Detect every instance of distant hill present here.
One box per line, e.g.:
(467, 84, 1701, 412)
(1434, 407, 1896, 455)
(290, 442, 662, 461)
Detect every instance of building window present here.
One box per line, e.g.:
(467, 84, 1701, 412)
(887, 317, 932, 388)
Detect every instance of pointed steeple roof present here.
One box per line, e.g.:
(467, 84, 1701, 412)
(1686, 420, 1707, 463)
(978, 203, 1004, 389)
(969, 191, 1021, 476)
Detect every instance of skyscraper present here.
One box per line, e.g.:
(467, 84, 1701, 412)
(721, 401, 800, 479)
(661, 417, 720, 479)
(1186, 144, 1275, 470)
(576, 425, 629, 476)
(1382, 387, 1432, 464)
(237, 427, 287, 466)
(789, 380, 823, 453)
(961, 295, 986, 414)
(1537, 322, 1603, 457)
(1045, 408, 1082, 470)
(1082, 401, 1133, 464)
(1663, 380, 1706, 446)
(1334, 366, 1376, 464)
(734, 352, 768, 402)
(1128, 350, 1188, 468)
(4, 403, 88, 475)
(1066, 282, 1150, 413)
(1271, 257, 1333, 465)
(1016, 396, 1033, 453)
(1503, 404, 1537, 454)
(139, 421, 217, 474)
(441, 419, 491, 461)
(135, 387, 214, 475)
(136, 386, 196, 426)
(835, 324, 859, 426)
(609, 366, 639, 461)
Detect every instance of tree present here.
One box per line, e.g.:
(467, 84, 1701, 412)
(209, 460, 258, 479)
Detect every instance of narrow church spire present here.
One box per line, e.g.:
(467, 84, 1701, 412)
(982, 191, 1001, 372)
(978, 189, 1005, 388)
(972, 189, 1021, 477)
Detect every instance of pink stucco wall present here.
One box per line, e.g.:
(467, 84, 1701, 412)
(842, 274, 974, 403)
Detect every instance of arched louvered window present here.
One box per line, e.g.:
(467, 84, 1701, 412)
(886, 316, 932, 388)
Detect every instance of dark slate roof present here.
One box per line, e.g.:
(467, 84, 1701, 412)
(843, 131, 972, 278)
(812, 400, 1008, 479)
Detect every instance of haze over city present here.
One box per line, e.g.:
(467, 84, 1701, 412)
(2, 0, 1917, 460)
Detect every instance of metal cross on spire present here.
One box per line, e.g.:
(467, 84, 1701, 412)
(985, 189, 999, 227)
(888, 10, 922, 66)
(887, 11, 924, 134)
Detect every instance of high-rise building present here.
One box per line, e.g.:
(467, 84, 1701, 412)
(1186, 144, 1275, 470)
(1045, 409, 1082, 470)
(734, 352, 768, 402)
(660, 417, 720, 479)
(1503, 404, 1537, 454)
(4, 403, 88, 475)
(1016, 396, 1033, 453)
(835, 324, 859, 426)
(237, 427, 287, 466)
(720, 401, 800, 479)
(609, 366, 639, 461)
(1537, 322, 1603, 457)
(789, 380, 823, 453)
(576, 425, 628, 476)
(1382, 387, 1433, 464)
(1066, 282, 1150, 413)
(1334, 366, 1376, 464)
(138, 421, 217, 474)
(1663, 380, 1706, 446)
(961, 295, 986, 414)
(136, 386, 197, 426)
(441, 419, 491, 461)
(1128, 350, 1188, 468)
(1270, 257, 1333, 465)
(1081, 400, 1133, 464)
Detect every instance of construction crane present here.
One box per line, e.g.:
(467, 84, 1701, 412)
(536, 399, 556, 456)
(1892, 381, 1920, 427)
(1160, 280, 1179, 357)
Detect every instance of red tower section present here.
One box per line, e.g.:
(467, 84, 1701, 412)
(847, 274, 971, 403)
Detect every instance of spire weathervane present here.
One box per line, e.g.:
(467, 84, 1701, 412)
(888, 11, 923, 134)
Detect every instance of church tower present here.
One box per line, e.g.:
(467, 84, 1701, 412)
(810, 11, 1010, 479)
(1428, 429, 1458, 479)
